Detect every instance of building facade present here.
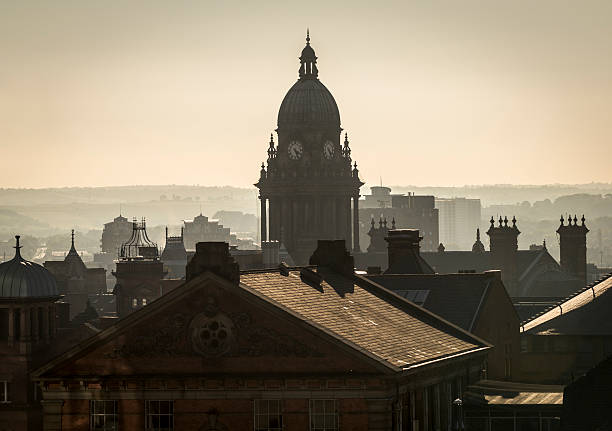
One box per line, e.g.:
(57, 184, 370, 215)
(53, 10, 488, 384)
(360, 189, 439, 253)
(34, 241, 489, 431)
(255, 33, 363, 264)
(182, 213, 231, 251)
(435, 197, 481, 250)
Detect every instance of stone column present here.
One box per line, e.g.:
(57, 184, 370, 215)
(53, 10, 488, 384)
(330, 198, 337, 238)
(260, 196, 267, 243)
(281, 198, 289, 245)
(42, 306, 50, 343)
(345, 197, 352, 247)
(314, 198, 320, 237)
(292, 199, 298, 246)
(7, 307, 14, 347)
(32, 306, 39, 343)
(20, 307, 30, 354)
(49, 304, 56, 338)
(353, 196, 361, 252)
(20, 307, 29, 342)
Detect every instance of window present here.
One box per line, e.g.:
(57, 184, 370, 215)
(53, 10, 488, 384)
(310, 399, 338, 431)
(0, 381, 9, 403)
(90, 400, 118, 431)
(254, 399, 282, 431)
(132, 298, 138, 308)
(146, 400, 174, 431)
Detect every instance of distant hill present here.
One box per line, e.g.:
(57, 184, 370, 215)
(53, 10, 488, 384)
(388, 183, 612, 206)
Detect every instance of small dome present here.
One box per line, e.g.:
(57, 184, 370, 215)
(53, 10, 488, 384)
(0, 236, 59, 298)
(472, 228, 486, 253)
(278, 79, 340, 127)
(300, 44, 316, 59)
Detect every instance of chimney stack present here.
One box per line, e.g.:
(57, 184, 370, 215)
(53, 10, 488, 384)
(186, 242, 240, 284)
(309, 240, 354, 276)
(384, 229, 429, 274)
(486, 216, 520, 294)
(557, 215, 589, 286)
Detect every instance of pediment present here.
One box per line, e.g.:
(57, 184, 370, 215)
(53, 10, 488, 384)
(36, 271, 384, 378)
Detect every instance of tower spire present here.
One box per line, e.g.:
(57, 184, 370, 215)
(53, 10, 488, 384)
(71, 229, 76, 251)
(306, 28, 310, 45)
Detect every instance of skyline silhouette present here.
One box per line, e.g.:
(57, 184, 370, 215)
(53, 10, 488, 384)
(2, 0, 612, 188)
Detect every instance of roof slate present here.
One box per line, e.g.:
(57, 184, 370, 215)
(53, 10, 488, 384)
(240, 269, 487, 369)
(366, 274, 492, 331)
(522, 274, 612, 335)
(421, 250, 547, 277)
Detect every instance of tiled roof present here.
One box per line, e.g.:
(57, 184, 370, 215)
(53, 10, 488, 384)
(366, 273, 493, 331)
(240, 269, 487, 370)
(421, 250, 548, 277)
(466, 380, 564, 406)
(522, 274, 612, 334)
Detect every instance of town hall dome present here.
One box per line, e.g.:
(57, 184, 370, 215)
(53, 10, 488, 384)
(277, 32, 341, 128)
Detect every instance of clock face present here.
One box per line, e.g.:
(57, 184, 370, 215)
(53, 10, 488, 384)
(288, 140, 303, 160)
(323, 140, 335, 159)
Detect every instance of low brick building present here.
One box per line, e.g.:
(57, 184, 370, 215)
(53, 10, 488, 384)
(33, 241, 489, 430)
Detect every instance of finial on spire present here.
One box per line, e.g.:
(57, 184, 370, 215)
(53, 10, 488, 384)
(391, 217, 396, 229)
(71, 229, 75, 248)
(306, 28, 310, 45)
(476, 228, 481, 241)
(14, 235, 22, 258)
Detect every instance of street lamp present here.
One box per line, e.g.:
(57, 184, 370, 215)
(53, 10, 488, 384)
(453, 398, 464, 431)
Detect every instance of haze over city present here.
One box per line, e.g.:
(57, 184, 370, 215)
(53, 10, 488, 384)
(2, 0, 612, 188)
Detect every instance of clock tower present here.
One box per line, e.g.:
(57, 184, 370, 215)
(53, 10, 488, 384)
(256, 32, 363, 264)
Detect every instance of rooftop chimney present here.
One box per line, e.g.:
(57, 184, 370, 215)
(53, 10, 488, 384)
(486, 216, 520, 293)
(309, 240, 354, 276)
(186, 242, 240, 284)
(557, 215, 589, 286)
(384, 229, 430, 274)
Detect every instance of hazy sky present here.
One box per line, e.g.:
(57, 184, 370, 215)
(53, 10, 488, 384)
(1, 0, 611, 189)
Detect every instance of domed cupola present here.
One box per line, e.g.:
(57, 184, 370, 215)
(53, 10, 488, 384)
(277, 31, 341, 129)
(0, 236, 59, 298)
(472, 228, 486, 253)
